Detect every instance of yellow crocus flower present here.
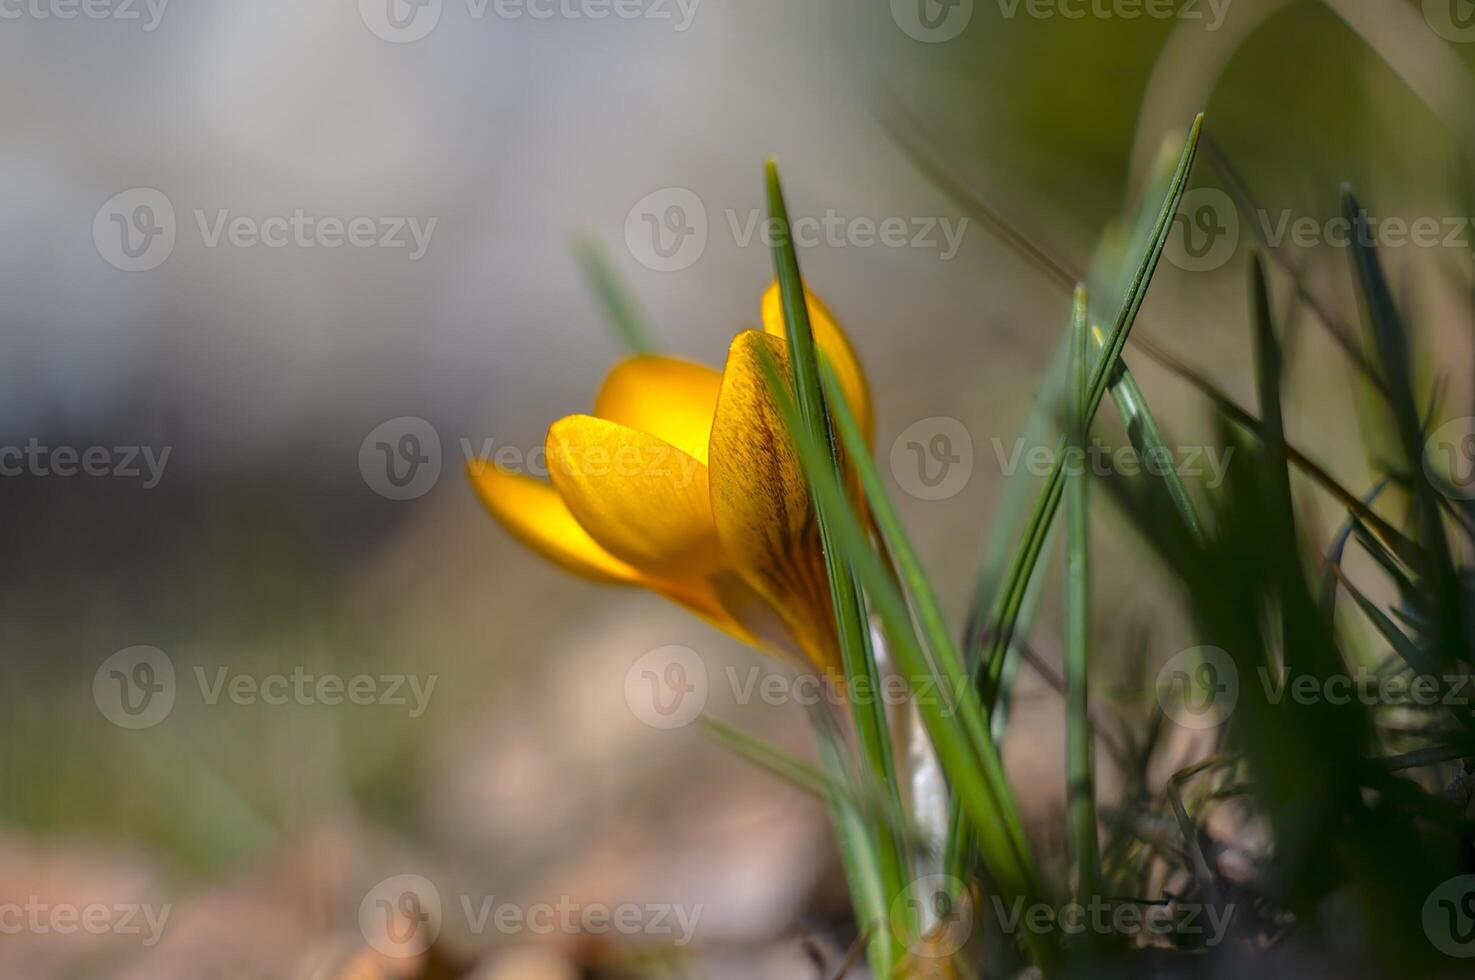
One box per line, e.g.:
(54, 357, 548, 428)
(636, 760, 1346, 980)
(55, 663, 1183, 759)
(468, 282, 872, 674)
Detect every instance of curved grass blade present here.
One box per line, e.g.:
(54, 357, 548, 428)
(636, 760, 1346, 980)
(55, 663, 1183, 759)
(1091, 325, 1205, 543)
(766, 161, 911, 974)
(1343, 187, 1471, 669)
(819, 351, 1047, 908)
(1127, 333, 1423, 565)
(1327, 564, 1441, 679)
(1318, 479, 1389, 622)
(757, 346, 1056, 970)
(704, 709, 941, 850)
(699, 715, 835, 800)
(572, 234, 660, 354)
(979, 114, 1204, 709)
(1199, 139, 1378, 388)
(1065, 287, 1100, 906)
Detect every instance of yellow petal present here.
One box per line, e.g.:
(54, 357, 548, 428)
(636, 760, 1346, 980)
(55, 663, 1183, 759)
(708, 330, 840, 673)
(593, 355, 722, 465)
(761, 281, 874, 447)
(467, 461, 640, 585)
(546, 415, 724, 581)
(469, 452, 768, 650)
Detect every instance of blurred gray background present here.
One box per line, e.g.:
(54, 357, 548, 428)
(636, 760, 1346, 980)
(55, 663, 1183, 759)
(3, 0, 1474, 976)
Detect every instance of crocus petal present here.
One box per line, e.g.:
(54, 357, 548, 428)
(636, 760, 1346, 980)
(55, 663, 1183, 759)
(546, 415, 725, 581)
(468, 459, 763, 646)
(761, 281, 874, 448)
(594, 355, 722, 465)
(467, 461, 641, 585)
(708, 330, 840, 673)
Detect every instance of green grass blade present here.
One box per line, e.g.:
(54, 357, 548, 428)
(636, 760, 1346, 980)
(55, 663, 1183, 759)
(703, 712, 941, 860)
(572, 234, 660, 354)
(979, 114, 1204, 707)
(1250, 252, 1293, 531)
(1128, 334, 1423, 564)
(1318, 479, 1389, 622)
(708, 711, 914, 950)
(1065, 287, 1100, 907)
(1091, 325, 1205, 543)
(1343, 187, 1470, 669)
(1330, 565, 1440, 679)
(820, 352, 1045, 890)
(1200, 139, 1378, 387)
(755, 345, 1057, 970)
(765, 161, 911, 973)
(947, 118, 1202, 903)
(816, 728, 892, 973)
(699, 715, 835, 799)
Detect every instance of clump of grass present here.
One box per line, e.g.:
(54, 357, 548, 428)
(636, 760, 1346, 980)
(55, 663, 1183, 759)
(584, 111, 1475, 978)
